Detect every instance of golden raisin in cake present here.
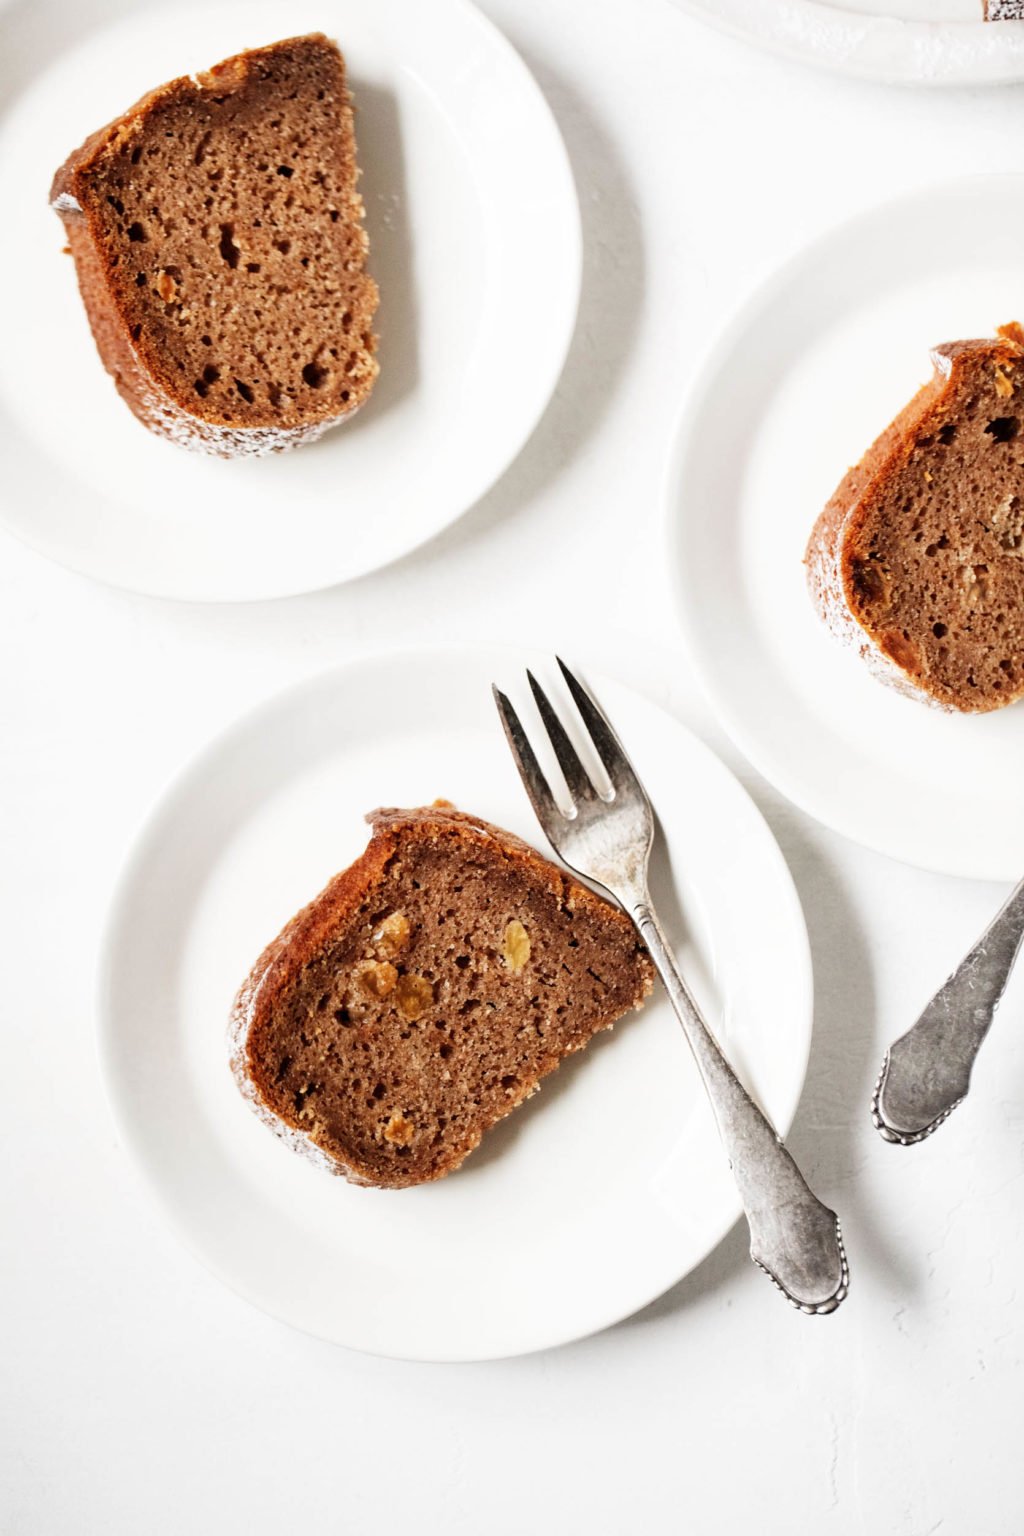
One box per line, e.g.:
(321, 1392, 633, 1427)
(229, 804, 654, 1188)
(805, 323, 1024, 713)
(50, 34, 378, 457)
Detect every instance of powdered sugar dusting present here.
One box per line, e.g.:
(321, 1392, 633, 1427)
(806, 511, 949, 709)
(134, 365, 363, 458)
(227, 957, 371, 1182)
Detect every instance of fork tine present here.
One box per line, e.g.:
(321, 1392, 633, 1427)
(526, 670, 598, 807)
(556, 657, 641, 798)
(492, 686, 567, 843)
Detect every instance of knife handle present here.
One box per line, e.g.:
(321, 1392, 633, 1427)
(872, 876, 1024, 1145)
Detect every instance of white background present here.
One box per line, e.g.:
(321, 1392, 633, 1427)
(3, 1, 1024, 1532)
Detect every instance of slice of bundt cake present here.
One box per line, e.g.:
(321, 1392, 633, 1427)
(230, 804, 654, 1187)
(51, 35, 378, 457)
(806, 323, 1024, 712)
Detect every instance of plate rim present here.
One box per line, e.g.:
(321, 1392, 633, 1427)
(95, 644, 815, 1361)
(669, 0, 1024, 86)
(0, 0, 582, 602)
(663, 170, 1024, 883)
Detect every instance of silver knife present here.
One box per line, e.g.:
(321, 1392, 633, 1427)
(872, 876, 1024, 1144)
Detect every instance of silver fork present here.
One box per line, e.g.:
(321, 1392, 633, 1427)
(494, 659, 849, 1315)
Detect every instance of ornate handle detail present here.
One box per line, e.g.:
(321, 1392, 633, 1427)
(873, 876, 1024, 1145)
(634, 903, 848, 1314)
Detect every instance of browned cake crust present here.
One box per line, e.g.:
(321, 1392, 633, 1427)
(50, 35, 378, 457)
(805, 323, 1024, 712)
(229, 804, 655, 1188)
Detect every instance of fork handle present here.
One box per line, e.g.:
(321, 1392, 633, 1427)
(872, 875, 1024, 1145)
(634, 902, 848, 1314)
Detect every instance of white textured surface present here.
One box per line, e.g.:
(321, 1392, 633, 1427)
(3, 0, 1024, 1531)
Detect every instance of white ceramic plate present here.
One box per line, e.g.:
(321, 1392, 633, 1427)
(667, 174, 1024, 883)
(671, 0, 1024, 85)
(0, 0, 579, 600)
(98, 648, 812, 1361)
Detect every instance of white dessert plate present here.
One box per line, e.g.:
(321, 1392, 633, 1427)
(98, 648, 812, 1361)
(671, 0, 1024, 85)
(0, 0, 579, 600)
(667, 174, 1024, 883)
